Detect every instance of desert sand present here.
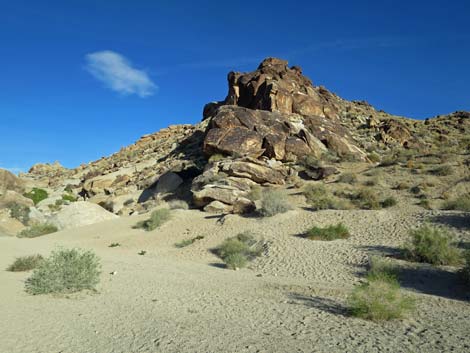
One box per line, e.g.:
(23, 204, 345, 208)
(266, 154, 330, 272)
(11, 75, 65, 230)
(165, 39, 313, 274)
(1, 194, 469, 353)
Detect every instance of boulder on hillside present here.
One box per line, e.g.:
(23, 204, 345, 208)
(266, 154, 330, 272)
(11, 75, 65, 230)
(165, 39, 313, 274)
(49, 201, 118, 230)
(0, 169, 24, 195)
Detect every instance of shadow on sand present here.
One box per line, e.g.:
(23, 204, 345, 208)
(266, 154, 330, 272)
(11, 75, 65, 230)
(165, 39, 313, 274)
(288, 293, 349, 317)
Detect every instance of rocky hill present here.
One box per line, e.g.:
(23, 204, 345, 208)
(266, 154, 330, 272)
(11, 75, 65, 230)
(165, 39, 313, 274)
(1, 57, 468, 233)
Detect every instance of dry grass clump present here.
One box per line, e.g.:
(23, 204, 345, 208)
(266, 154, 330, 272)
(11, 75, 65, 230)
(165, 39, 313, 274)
(305, 223, 350, 241)
(367, 152, 381, 163)
(259, 189, 291, 217)
(134, 208, 171, 231)
(7, 255, 44, 272)
(430, 164, 453, 176)
(25, 248, 101, 295)
(403, 225, 462, 266)
(442, 194, 470, 212)
(215, 232, 262, 269)
(303, 185, 351, 210)
(351, 189, 397, 209)
(18, 223, 58, 238)
(175, 235, 204, 248)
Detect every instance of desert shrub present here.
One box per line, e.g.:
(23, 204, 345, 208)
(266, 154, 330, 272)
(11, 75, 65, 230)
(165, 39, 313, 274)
(208, 153, 226, 163)
(395, 182, 410, 190)
(348, 276, 415, 321)
(168, 200, 189, 210)
(363, 178, 379, 187)
(134, 208, 171, 231)
(215, 232, 262, 269)
(367, 256, 399, 282)
(367, 152, 381, 163)
(353, 189, 381, 210)
(299, 155, 322, 169)
(7, 255, 44, 272)
(381, 197, 397, 208)
(303, 185, 333, 209)
(62, 193, 77, 202)
(18, 223, 58, 238)
(409, 185, 422, 195)
(430, 165, 453, 176)
(338, 173, 357, 184)
(247, 185, 263, 201)
(379, 155, 398, 167)
(259, 189, 291, 217)
(417, 198, 432, 210)
(442, 194, 470, 212)
(23, 188, 48, 205)
(48, 199, 65, 212)
(108, 243, 121, 248)
(7, 203, 30, 224)
(175, 235, 204, 248)
(403, 225, 461, 266)
(25, 248, 101, 295)
(305, 223, 350, 241)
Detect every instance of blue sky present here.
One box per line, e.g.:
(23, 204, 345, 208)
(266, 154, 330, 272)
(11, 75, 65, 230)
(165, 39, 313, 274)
(1, 0, 469, 172)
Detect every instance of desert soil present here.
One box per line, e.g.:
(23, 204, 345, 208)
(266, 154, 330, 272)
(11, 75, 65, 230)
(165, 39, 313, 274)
(1, 199, 469, 353)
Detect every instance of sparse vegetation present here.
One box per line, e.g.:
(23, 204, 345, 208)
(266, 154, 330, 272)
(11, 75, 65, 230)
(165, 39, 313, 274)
(259, 189, 291, 217)
(381, 196, 397, 208)
(18, 223, 58, 238)
(367, 152, 381, 163)
(108, 243, 121, 248)
(352, 188, 381, 210)
(215, 232, 262, 270)
(305, 223, 350, 241)
(348, 275, 415, 321)
(7, 203, 30, 224)
(338, 173, 357, 184)
(208, 153, 226, 163)
(442, 194, 470, 212)
(403, 225, 462, 266)
(23, 188, 48, 205)
(303, 184, 347, 210)
(25, 248, 101, 295)
(247, 185, 262, 201)
(62, 193, 77, 202)
(134, 208, 171, 231)
(175, 235, 204, 248)
(366, 256, 399, 282)
(430, 164, 453, 176)
(7, 255, 44, 272)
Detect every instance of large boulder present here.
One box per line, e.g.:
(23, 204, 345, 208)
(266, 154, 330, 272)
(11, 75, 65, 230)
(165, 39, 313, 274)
(0, 169, 24, 195)
(50, 201, 118, 230)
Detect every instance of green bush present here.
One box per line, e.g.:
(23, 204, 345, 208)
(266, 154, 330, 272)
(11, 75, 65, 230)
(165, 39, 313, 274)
(259, 189, 291, 217)
(403, 225, 461, 266)
(7, 203, 30, 224)
(134, 208, 171, 231)
(348, 276, 415, 321)
(25, 248, 101, 295)
(215, 232, 262, 270)
(62, 193, 77, 202)
(366, 256, 399, 282)
(7, 255, 44, 272)
(442, 194, 470, 212)
(18, 223, 58, 238)
(338, 173, 357, 184)
(305, 223, 350, 241)
(23, 188, 48, 205)
(367, 152, 381, 163)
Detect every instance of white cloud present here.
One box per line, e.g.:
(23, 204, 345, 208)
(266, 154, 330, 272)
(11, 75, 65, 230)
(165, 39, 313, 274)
(85, 50, 157, 97)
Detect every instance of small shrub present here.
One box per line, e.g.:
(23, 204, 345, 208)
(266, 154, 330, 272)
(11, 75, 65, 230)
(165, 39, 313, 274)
(108, 243, 121, 248)
(348, 277, 415, 321)
(430, 165, 453, 176)
(168, 200, 189, 210)
(381, 197, 397, 208)
(338, 173, 357, 184)
(395, 182, 410, 190)
(363, 178, 378, 187)
(23, 188, 48, 205)
(403, 225, 461, 266)
(247, 185, 262, 201)
(7, 255, 44, 272)
(7, 203, 30, 224)
(175, 235, 204, 248)
(138, 250, 147, 255)
(224, 253, 248, 270)
(259, 189, 291, 217)
(25, 248, 101, 295)
(134, 208, 171, 231)
(367, 256, 399, 282)
(18, 223, 58, 238)
(305, 223, 350, 241)
(208, 153, 226, 163)
(215, 232, 262, 269)
(62, 193, 77, 202)
(379, 155, 397, 167)
(409, 185, 422, 195)
(353, 189, 381, 210)
(442, 194, 470, 212)
(367, 152, 381, 163)
(417, 199, 432, 210)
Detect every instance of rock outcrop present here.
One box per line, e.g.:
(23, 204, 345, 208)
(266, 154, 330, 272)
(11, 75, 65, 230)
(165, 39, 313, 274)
(50, 201, 118, 230)
(0, 169, 24, 195)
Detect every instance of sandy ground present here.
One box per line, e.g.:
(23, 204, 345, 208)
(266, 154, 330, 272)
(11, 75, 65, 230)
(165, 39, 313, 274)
(1, 201, 470, 353)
